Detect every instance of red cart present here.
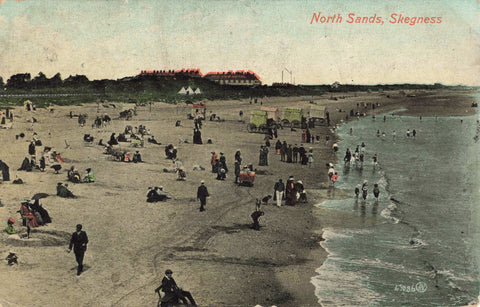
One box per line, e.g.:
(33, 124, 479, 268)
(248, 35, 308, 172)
(239, 169, 255, 186)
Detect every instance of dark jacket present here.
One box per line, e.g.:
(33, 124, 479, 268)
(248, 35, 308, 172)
(156, 276, 179, 294)
(69, 231, 88, 253)
(197, 184, 209, 200)
(274, 181, 285, 192)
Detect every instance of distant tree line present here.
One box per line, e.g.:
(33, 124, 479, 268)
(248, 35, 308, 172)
(3, 72, 90, 89)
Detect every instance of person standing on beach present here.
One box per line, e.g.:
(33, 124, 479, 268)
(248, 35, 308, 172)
(273, 179, 285, 207)
(210, 152, 218, 173)
(328, 164, 335, 181)
(355, 184, 360, 198)
(28, 141, 36, 160)
(362, 181, 368, 200)
(234, 160, 240, 184)
(275, 140, 282, 155)
(308, 149, 314, 168)
(285, 176, 297, 206)
(68, 224, 88, 276)
(286, 145, 293, 163)
(412, 129, 416, 137)
(197, 180, 209, 212)
(373, 184, 380, 201)
(331, 172, 338, 187)
(280, 141, 287, 162)
(292, 145, 298, 163)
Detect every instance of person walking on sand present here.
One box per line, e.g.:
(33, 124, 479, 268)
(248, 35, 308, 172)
(67, 224, 88, 276)
(273, 179, 285, 207)
(355, 184, 360, 198)
(197, 180, 209, 212)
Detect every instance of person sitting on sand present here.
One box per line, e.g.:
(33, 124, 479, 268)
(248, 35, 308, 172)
(108, 133, 118, 145)
(174, 160, 186, 181)
(155, 269, 197, 306)
(147, 187, 171, 202)
(4, 218, 16, 235)
(148, 136, 160, 145)
(57, 182, 76, 198)
(67, 166, 81, 183)
(132, 151, 142, 163)
(83, 168, 95, 183)
(6, 250, 18, 265)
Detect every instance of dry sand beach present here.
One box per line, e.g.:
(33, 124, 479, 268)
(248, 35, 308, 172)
(0, 89, 477, 307)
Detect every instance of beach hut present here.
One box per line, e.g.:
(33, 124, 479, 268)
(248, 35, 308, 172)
(260, 106, 281, 122)
(282, 108, 304, 127)
(307, 105, 326, 121)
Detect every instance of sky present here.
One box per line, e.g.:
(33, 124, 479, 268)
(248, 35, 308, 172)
(0, 0, 479, 85)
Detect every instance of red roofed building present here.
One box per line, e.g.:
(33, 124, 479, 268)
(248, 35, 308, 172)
(139, 69, 261, 86)
(203, 70, 261, 86)
(140, 69, 202, 78)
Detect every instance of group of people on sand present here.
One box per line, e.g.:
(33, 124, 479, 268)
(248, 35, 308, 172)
(275, 140, 313, 166)
(272, 176, 307, 207)
(19, 135, 64, 173)
(67, 166, 95, 184)
(3, 199, 53, 239)
(210, 151, 229, 181)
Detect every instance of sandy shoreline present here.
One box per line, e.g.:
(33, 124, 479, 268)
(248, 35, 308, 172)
(0, 89, 477, 307)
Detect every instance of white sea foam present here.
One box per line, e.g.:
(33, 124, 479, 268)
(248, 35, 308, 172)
(312, 260, 386, 307)
(380, 203, 399, 224)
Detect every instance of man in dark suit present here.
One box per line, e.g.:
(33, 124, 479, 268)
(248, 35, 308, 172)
(197, 180, 209, 212)
(68, 224, 88, 275)
(155, 269, 196, 306)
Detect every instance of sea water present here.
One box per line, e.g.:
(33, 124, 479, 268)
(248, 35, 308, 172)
(312, 111, 480, 306)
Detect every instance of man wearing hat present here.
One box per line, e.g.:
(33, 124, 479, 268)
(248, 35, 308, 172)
(155, 269, 197, 306)
(197, 180, 209, 212)
(68, 224, 89, 275)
